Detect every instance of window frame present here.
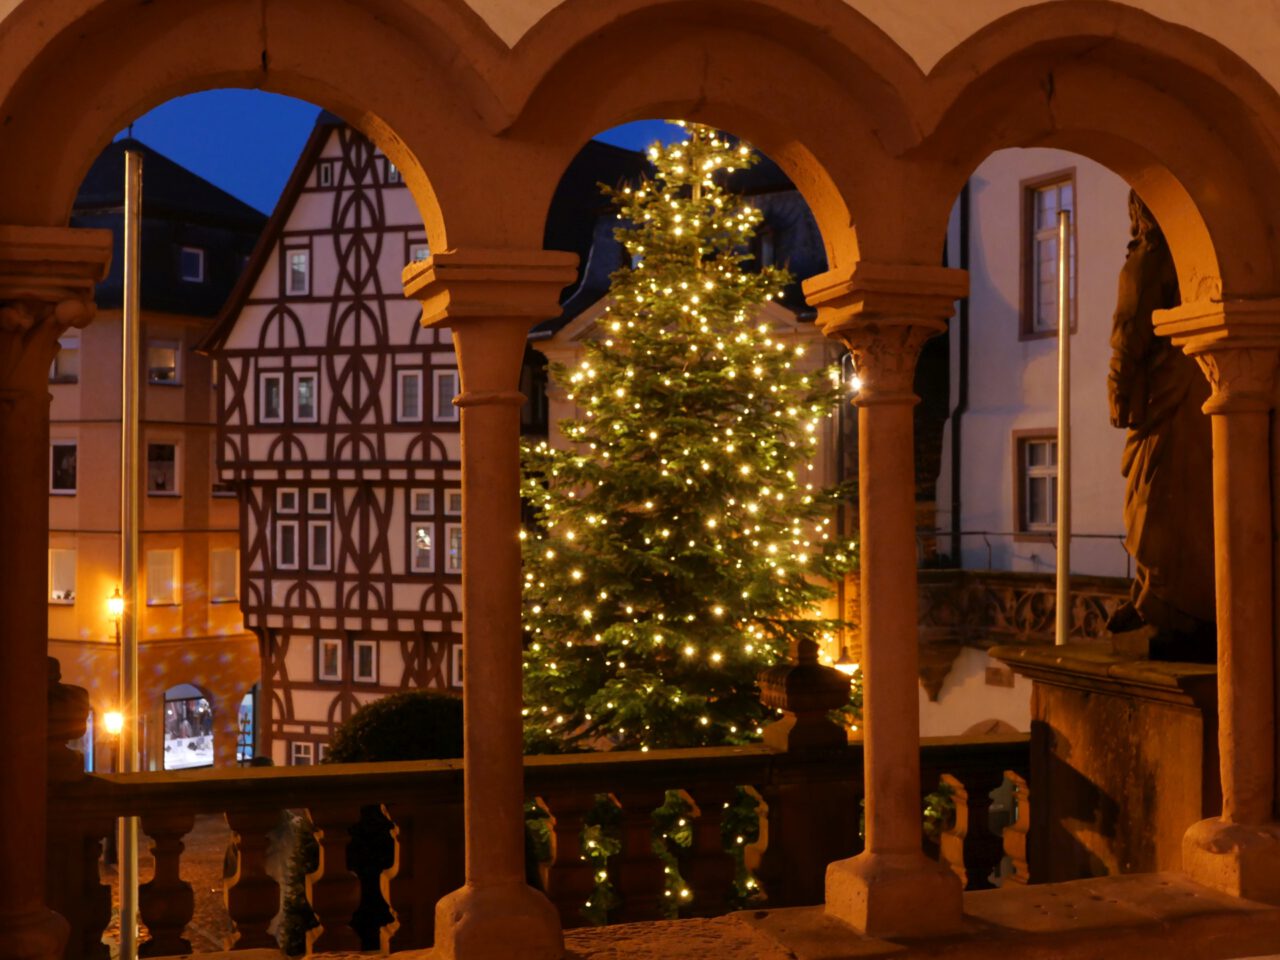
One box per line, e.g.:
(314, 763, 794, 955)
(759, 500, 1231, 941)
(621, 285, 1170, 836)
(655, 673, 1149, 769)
(317, 637, 343, 682)
(178, 246, 205, 283)
(450, 641, 463, 689)
(258, 371, 285, 424)
(433, 369, 460, 423)
(294, 371, 319, 423)
(444, 489, 462, 517)
(145, 548, 180, 607)
(210, 547, 240, 604)
(308, 520, 333, 571)
(276, 519, 300, 571)
(49, 333, 80, 383)
(286, 247, 311, 297)
(443, 521, 463, 575)
(290, 741, 315, 766)
(308, 488, 331, 514)
(1020, 170, 1078, 340)
(396, 368, 424, 423)
(317, 162, 334, 188)
(50, 441, 77, 495)
(146, 442, 180, 497)
(1013, 430, 1060, 540)
(49, 548, 76, 605)
(277, 488, 300, 514)
(410, 488, 434, 516)
(409, 520, 435, 574)
(146, 340, 182, 386)
(352, 639, 378, 684)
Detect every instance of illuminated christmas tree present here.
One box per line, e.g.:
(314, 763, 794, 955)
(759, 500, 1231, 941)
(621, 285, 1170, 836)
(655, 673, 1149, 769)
(521, 123, 855, 753)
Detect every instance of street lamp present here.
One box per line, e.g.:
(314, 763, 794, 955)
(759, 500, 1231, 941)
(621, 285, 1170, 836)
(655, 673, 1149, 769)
(103, 710, 124, 737)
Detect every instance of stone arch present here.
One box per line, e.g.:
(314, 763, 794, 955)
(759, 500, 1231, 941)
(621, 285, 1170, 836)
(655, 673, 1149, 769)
(905, 1, 1280, 299)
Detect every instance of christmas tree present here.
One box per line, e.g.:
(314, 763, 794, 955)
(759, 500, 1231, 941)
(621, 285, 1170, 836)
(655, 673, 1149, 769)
(521, 123, 855, 753)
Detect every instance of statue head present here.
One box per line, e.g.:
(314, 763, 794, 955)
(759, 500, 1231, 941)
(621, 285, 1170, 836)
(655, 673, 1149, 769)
(1128, 190, 1162, 243)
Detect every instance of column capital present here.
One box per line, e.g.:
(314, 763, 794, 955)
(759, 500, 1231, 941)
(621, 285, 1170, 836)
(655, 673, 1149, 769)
(1154, 298, 1280, 414)
(803, 262, 966, 405)
(402, 247, 579, 328)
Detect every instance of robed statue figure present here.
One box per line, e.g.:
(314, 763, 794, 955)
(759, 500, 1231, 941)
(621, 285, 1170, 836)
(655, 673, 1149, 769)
(1105, 192, 1216, 655)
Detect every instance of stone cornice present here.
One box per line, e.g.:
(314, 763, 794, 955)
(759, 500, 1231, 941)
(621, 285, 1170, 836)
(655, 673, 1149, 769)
(1154, 299, 1280, 413)
(0, 224, 112, 308)
(402, 247, 579, 327)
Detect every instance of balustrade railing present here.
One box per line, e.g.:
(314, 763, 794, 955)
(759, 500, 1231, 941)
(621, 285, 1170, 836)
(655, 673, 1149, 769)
(48, 735, 1028, 957)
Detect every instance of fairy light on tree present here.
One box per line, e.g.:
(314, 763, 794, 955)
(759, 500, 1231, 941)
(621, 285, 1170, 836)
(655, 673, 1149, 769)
(521, 122, 856, 753)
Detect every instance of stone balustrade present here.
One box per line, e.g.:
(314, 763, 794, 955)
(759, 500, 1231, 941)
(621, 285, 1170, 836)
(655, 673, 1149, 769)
(46, 735, 1027, 957)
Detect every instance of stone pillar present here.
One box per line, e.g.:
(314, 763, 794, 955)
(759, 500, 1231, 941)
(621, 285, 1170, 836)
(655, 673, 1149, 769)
(0, 225, 110, 960)
(1156, 301, 1280, 903)
(404, 248, 578, 960)
(804, 262, 968, 937)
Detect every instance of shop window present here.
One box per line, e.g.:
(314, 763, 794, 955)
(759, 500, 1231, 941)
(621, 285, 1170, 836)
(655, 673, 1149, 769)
(210, 548, 239, 603)
(147, 341, 181, 385)
(147, 443, 178, 495)
(444, 522, 463, 574)
(433, 369, 460, 422)
(178, 246, 205, 283)
(146, 549, 180, 606)
(1016, 433, 1059, 534)
(397, 369, 423, 422)
(287, 249, 310, 296)
(49, 334, 80, 383)
(353, 639, 378, 683)
(410, 521, 434, 573)
(295, 372, 318, 422)
(291, 741, 314, 766)
(49, 548, 76, 604)
(259, 371, 284, 423)
(50, 441, 77, 495)
(318, 637, 342, 681)
(1023, 175, 1077, 337)
(309, 521, 332, 571)
(163, 683, 212, 770)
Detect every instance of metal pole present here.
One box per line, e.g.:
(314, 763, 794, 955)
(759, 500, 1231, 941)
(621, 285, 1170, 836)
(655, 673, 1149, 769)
(1055, 208, 1071, 646)
(118, 147, 143, 960)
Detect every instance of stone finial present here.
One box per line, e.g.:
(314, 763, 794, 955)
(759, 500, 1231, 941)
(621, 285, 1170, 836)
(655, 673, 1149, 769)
(47, 657, 90, 781)
(758, 637, 852, 752)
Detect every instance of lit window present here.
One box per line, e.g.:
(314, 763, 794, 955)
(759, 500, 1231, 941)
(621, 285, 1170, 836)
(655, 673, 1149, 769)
(318, 163, 334, 188)
(291, 741, 314, 766)
(146, 549, 180, 606)
(444, 489, 462, 516)
(178, 246, 205, 283)
(444, 522, 462, 574)
(451, 642, 463, 689)
(49, 548, 76, 604)
(147, 341, 180, 384)
(1019, 436, 1059, 532)
(410, 521, 434, 573)
(318, 638, 342, 681)
(276, 520, 299, 570)
(210, 548, 239, 603)
(353, 639, 378, 683)
(50, 442, 77, 495)
(433, 369, 459, 422)
(1027, 178, 1076, 335)
(409, 242, 430, 262)
(397, 370, 423, 422)
(287, 249, 310, 296)
(147, 443, 178, 496)
(295, 372, 318, 422)
(309, 521, 332, 571)
(259, 372, 284, 423)
(411, 489, 434, 515)
(308, 489, 331, 513)
(49, 334, 80, 383)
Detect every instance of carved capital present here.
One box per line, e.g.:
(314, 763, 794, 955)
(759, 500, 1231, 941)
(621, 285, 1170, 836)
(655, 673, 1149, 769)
(804, 262, 965, 405)
(1154, 298, 1280, 414)
(402, 247, 579, 328)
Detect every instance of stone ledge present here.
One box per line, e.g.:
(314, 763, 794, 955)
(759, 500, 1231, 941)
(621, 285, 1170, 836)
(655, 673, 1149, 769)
(990, 643, 1216, 706)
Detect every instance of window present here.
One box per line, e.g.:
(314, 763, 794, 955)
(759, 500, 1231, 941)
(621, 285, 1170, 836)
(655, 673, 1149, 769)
(287, 249, 310, 296)
(444, 489, 462, 516)
(147, 443, 178, 495)
(386, 160, 402, 184)
(1017, 435, 1059, 533)
(291, 741, 314, 766)
(410, 521, 434, 573)
(411, 489, 434, 515)
(1024, 176, 1076, 336)
(318, 162, 334, 188)
(295, 372, 318, 422)
(353, 639, 378, 683)
(444, 522, 463, 574)
(276, 520, 299, 570)
(212, 438, 235, 498)
(146, 549, 180, 606)
(259, 372, 284, 423)
(210, 548, 239, 603)
(317, 742, 329, 762)
(309, 521, 332, 571)
(433, 369, 460, 422)
(277, 488, 299, 514)
(49, 549, 76, 604)
(50, 442, 77, 495)
(397, 369, 423, 422)
(309, 489, 331, 513)
(178, 246, 205, 283)
(49, 334, 79, 383)
(451, 642, 463, 689)
(318, 637, 342, 681)
(147, 341, 180, 384)
(409, 242, 430, 262)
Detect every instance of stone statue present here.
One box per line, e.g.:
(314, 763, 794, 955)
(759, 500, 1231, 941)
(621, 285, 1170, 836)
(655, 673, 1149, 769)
(1105, 191, 1216, 659)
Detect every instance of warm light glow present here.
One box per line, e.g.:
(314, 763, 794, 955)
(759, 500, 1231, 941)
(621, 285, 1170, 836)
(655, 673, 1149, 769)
(107, 587, 124, 620)
(103, 711, 124, 736)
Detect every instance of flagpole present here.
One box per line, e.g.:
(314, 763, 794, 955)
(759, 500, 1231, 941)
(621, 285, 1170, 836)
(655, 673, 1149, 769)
(1055, 208, 1071, 646)
(118, 146, 143, 960)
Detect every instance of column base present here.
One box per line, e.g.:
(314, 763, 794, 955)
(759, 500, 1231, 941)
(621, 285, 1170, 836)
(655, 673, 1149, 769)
(0, 907, 68, 960)
(1183, 817, 1280, 904)
(825, 850, 963, 938)
(432, 881, 563, 960)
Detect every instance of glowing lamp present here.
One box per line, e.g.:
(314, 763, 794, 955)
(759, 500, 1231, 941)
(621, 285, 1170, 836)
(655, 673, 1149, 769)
(107, 587, 124, 620)
(103, 710, 124, 736)
(834, 646, 859, 677)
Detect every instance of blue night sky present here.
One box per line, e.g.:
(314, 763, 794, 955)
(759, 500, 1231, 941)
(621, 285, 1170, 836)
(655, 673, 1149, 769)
(117, 90, 684, 214)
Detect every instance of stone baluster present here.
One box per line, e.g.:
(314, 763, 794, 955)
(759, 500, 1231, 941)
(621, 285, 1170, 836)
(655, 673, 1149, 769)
(680, 784, 739, 917)
(404, 248, 578, 960)
(537, 792, 601, 928)
(224, 808, 282, 949)
(137, 811, 196, 956)
(936, 774, 969, 888)
(608, 787, 668, 922)
(1002, 771, 1032, 885)
(1155, 301, 1280, 902)
(805, 262, 968, 936)
(384, 798, 465, 950)
(946, 769, 1003, 891)
(306, 803, 364, 952)
(0, 225, 111, 960)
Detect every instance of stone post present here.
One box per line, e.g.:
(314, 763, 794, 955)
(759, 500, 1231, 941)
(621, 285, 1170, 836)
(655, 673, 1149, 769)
(404, 248, 578, 960)
(0, 225, 110, 960)
(804, 262, 968, 937)
(1156, 300, 1280, 903)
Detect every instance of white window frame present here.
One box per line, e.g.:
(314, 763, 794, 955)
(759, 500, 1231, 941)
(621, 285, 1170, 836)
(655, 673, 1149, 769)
(444, 489, 462, 517)
(1020, 436, 1059, 533)
(259, 371, 285, 424)
(276, 519, 300, 571)
(146, 340, 182, 385)
(50, 441, 77, 495)
(1028, 178, 1076, 335)
(49, 548, 76, 605)
(308, 488, 331, 513)
(145, 548, 180, 607)
(409, 521, 434, 573)
(308, 520, 333, 571)
(410, 489, 434, 516)
(178, 246, 205, 283)
(318, 162, 334, 188)
(286, 249, 311, 297)
(146, 442, 180, 497)
(353, 639, 378, 683)
(317, 742, 329, 762)
(433, 369, 460, 423)
(397, 369, 424, 422)
(210, 548, 239, 603)
(291, 741, 315, 766)
(294, 372, 319, 423)
(277, 488, 300, 514)
(386, 160, 402, 184)
(451, 642, 463, 689)
(444, 522, 463, 575)
(318, 637, 343, 681)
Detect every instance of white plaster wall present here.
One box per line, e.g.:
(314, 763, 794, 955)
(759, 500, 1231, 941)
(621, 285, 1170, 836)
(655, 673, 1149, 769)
(918, 647, 1033, 737)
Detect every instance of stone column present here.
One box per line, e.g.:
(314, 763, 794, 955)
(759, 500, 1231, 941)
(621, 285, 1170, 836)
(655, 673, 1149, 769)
(0, 225, 111, 960)
(804, 262, 968, 937)
(1156, 300, 1280, 903)
(404, 248, 578, 960)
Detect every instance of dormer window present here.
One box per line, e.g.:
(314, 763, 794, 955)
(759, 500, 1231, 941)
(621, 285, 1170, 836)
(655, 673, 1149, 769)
(179, 246, 205, 283)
